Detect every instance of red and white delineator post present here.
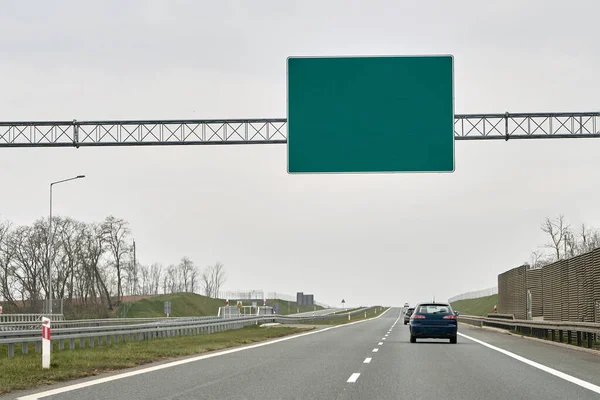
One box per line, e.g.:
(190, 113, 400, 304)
(42, 317, 51, 369)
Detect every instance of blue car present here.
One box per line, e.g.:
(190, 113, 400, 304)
(409, 302, 458, 344)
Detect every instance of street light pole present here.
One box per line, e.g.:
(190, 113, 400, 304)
(48, 175, 85, 315)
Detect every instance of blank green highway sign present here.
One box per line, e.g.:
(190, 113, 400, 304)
(287, 55, 454, 174)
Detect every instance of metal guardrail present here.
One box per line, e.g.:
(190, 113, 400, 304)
(0, 315, 265, 357)
(0, 307, 384, 358)
(0, 314, 65, 324)
(458, 315, 600, 349)
(0, 316, 220, 331)
(275, 306, 382, 324)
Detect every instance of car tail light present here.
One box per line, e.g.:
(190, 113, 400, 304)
(443, 315, 456, 319)
(411, 314, 426, 319)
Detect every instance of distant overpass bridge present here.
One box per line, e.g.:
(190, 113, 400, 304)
(0, 112, 598, 148)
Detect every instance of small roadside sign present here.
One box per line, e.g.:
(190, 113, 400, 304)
(252, 302, 257, 308)
(0, 305, 3, 314)
(164, 301, 172, 316)
(237, 301, 243, 309)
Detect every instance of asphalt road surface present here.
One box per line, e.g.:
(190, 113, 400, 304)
(9, 308, 600, 400)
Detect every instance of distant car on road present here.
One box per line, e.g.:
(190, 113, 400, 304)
(403, 307, 414, 324)
(409, 302, 458, 344)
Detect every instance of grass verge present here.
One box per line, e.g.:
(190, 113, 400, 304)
(114, 292, 226, 318)
(295, 307, 388, 325)
(0, 325, 311, 395)
(266, 299, 324, 315)
(450, 294, 498, 317)
(331, 307, 362, 315)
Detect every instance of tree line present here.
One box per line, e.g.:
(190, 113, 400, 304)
(0, 215, 226, 311)
(528, 214, 600, 268)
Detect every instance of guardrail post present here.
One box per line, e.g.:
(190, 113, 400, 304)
(59, 339, 64, 350)
(22, 342, 28, 355)
(567, 331, 572, 344)
(70, 339, 75, 350)
(80, 338, 85, 348)
(36, 341, 41, 353)
(89, 337, 95, 347)
(577, 332, 582, 346)
(587, 333, 593, 348)
(8, 343, 14, 357)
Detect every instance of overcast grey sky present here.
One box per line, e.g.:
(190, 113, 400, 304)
(1, 0, 599, 308)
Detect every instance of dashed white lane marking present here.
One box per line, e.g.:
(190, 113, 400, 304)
(378, 342, 383, 345)
(364, 358, 372, 364)
(382, 338, 386, 340)
(347, 373, 361, 383)
(372, 348, 379, 352)
(458, 332, 600, 395)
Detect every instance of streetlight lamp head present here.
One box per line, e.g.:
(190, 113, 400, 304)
(76, 175, 85, 179)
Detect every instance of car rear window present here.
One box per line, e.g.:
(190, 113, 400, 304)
(416, 304, 451, 314)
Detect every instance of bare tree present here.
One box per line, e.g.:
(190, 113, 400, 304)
(166, 265, 177, 293)
(201, 267, 214, 297)
(56, 218, 84, 302)
(80, 223, 112, 309)
(178, 257, 194, 292)
(0, 220, 18, 307)
(162, 272, 169, 295)
(579, 224, 600, 254)
(190, 267, 198, 293)
(102, 216, 131, 303)
(150, 263, 162, 295)
(211, 262, 226, 297)
(541, 215, 569, 261)
(140, 264, 150, 295)
(529, 250, 546, 269)
(201, 262, 226, 298)
(125, 259, 140, 296)
(564, 228, 578, 258)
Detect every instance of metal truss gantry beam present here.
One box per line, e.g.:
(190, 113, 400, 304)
(0, 112, 598, 148)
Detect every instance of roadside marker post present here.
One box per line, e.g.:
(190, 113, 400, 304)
(42, 317, 51, 369)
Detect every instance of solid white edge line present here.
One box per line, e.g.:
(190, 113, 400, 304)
(347, 373, 361, 383)
(18, 308, 391, 400)
(363, 358, 372, 364)
(458, 332, 600, 395)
